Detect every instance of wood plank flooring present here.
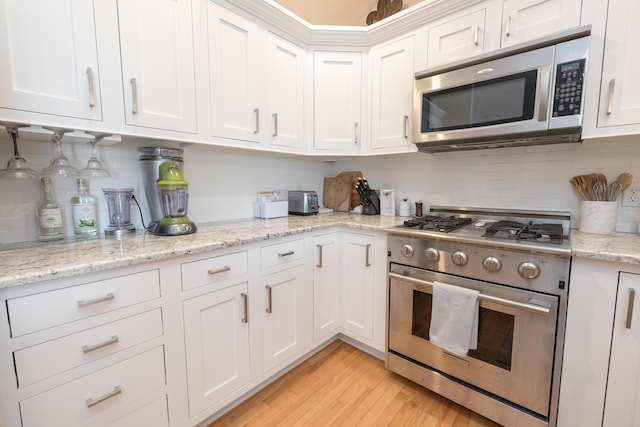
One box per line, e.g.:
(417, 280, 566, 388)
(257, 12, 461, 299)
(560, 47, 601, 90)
(209, 340, 502, 427)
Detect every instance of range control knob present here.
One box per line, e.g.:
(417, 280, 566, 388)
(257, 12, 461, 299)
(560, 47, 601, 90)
(400, 244, 414, 258)
(518, 262, 541, 279)
(451, 250, 468, 266)
(425, 248, 440, 262)
(483, 256, 502, 272)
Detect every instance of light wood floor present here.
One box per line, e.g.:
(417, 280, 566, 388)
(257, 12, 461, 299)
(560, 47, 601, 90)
(209, 340, 502, 427)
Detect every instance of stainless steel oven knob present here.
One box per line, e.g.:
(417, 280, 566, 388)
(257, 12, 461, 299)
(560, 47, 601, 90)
(400, 244, 414, 258)
(425, 248, 440, 262)
(483, 256, 502, 272)
(518, 262, 541, 279)
(451, 250, 468, 266)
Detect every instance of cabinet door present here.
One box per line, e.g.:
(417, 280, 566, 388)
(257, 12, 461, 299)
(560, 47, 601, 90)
(267, 33, 304, 150)
(183, 283, 250, 418)
(313, 51, 362, 153)
(208, 2, 261, 144)
(0, 0, 102, 120)
(342, 233, 374, 341)
(370, 36, 416, 152)
(262, 265, 307, 372)
(313, 234, 341, 343)
(597, 0, 640, 129)
(501, 0, 582, 47)
(427, 9, 486, 68)
(118, 0, 197, 133)
(603, 272, 640, 427)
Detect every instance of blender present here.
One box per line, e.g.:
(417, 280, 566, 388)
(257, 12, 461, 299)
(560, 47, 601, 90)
(138, 146, 184, 234)
(154, 160, 196, 236)
(103, 188, 136, 237)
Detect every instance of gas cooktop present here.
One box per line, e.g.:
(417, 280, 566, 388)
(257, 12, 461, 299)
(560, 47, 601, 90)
(391, 206, 572, 254)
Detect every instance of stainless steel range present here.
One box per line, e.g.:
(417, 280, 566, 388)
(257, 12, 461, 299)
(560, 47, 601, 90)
(386, 206, 571, 427)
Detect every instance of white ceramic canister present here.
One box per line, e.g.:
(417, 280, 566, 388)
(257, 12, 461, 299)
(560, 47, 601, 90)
(399, 200, 411, 217)
(578, 201, 618, 234)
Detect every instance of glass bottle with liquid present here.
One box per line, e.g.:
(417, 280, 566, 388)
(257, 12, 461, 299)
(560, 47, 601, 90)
(71, 177, 98, 239)
(37, 176, 64, 241)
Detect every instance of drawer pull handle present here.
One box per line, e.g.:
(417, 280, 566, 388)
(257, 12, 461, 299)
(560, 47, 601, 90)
(130, 77, 138, 114)
(278, 250, 295, 258)
(626, 288, 636, 329)
(505, 15, 511, 37)
(86, 67, 96, 107)
(365, 244, 372, 267)
(317, 244, 323, 268)
(266, 285, 273, 313)
(272, 112, 278, 137)
(403, 115, 409, 139)
(82, 335, 119, 354)
(77, 293, 115, 308)
(208, 266, 231, 275)
(607, 79, 615, 115)
(241, 292, 248, 323)
(86, 385, 122, 408)
(254, 108, 260, 134)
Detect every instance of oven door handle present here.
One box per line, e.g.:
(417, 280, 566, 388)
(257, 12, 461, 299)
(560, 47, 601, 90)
(389, 272, 550, 317)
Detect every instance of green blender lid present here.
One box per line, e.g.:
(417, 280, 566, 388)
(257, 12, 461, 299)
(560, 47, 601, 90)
(157, 161, 188, 187)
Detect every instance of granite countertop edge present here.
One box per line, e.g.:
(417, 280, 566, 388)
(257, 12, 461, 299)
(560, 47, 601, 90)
(2, 214, 640, 290)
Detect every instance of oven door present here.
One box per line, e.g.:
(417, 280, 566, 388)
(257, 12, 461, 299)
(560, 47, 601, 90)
(388, 264, 558, 417)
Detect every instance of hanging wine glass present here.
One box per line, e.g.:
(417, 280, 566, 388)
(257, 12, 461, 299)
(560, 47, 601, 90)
(80, 131, 112, 177)
(40, 126, 79, 177)
(0, 122, 38, 179)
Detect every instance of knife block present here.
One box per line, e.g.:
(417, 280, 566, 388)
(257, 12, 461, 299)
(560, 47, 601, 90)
(361, 190, 381, 215)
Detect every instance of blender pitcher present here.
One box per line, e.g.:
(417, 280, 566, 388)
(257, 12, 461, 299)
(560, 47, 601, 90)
(103, 188, 136, 237)
(154, 161, 196, 236)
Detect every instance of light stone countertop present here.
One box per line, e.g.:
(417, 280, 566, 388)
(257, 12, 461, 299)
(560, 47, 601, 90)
(0, 213, 406, 290)
(2, 213, 640, 290)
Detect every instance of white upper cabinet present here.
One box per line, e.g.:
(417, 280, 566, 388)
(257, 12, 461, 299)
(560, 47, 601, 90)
(595, 0, 640, 132)
(207, 3, 304, 151)
(426, 9, 488, 68)
(370, 35, 416, 153)
(313, 51, 363, 153)
(117, 0, 197, 133)
(0, 0, 102, 121)
(501, 0, 582, 47)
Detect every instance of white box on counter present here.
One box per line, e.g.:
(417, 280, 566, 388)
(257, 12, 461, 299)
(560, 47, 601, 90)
(253, 201, 288, 219)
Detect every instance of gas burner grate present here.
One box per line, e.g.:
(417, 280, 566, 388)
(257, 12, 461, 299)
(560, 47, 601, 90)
(484, 221, 564, 244)
(402, 215, 473, 233)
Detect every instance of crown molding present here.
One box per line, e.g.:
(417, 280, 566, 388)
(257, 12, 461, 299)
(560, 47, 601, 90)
(224, 0, 485, 47)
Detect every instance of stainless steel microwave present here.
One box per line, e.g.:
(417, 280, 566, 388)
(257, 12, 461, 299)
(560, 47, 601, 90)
(413, 27, 591, 153)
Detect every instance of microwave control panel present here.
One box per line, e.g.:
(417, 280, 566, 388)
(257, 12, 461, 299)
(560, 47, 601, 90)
(552, 59, 585, 117)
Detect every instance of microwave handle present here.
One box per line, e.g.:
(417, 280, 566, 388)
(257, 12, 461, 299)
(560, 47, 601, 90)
(537, 64, 552, 122)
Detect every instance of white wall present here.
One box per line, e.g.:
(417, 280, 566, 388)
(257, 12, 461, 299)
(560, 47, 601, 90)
(1, 135, 639, 245)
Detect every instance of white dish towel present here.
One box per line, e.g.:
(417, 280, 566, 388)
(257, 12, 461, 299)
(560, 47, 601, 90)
(429, 281, 480, 357)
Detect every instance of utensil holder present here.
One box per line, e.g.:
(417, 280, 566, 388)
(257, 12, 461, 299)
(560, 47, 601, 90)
(578, 201, 618, 234)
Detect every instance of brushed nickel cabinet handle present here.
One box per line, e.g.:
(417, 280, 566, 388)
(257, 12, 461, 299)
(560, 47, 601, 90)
(208, 266, 231, 275)
(365, 244, 372, 267)
(317, 244, 323, 268)
(272, 113, 278, 137)
(626, 288, 636, 329)
(86, 385, 122, 408)
(265, 285, 272, 313)
(82, 335, 119, 354)
(607, 79, 616, 115)
(241, 292, 248, 323)
(86, 67, 96, 107)
(354, 122, 359, 144)
(77, 293, 115, 308)
(254, 108, 260, 134)
(403, 115, 409, 139)
(278, 250, 295, 257)
(474, 26, 479, 46)
(505, 15, 511, 37)
(130, 77, 138, 114)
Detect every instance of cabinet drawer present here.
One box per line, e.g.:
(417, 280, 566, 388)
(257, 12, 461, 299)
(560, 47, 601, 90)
(14, 309, 163, 387)
(7, 269, 160, 337)
(181, 251, 248, 291)
(108, 395, 168, 427)
(19, 346, 166, 427)
(261, 239, 304, 269)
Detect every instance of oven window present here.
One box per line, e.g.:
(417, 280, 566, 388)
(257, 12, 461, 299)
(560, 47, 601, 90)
(420, 69, 537, 133)
(411, 290, 514, 370)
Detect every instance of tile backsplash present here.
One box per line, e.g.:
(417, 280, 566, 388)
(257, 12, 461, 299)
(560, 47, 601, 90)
(1, 134, 639, 245)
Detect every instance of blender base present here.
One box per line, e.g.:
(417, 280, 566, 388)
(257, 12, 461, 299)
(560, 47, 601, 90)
(104, 225, 136, 238)
(148, 220, 197, 236)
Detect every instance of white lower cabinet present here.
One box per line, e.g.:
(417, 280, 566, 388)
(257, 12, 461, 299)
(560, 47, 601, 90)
(558, 258, 640, 427)
(261, 264, 308, 372)
(182, 283, 250, 418)
(341, 232, 375, 342)
(313, 233, 341, 343)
